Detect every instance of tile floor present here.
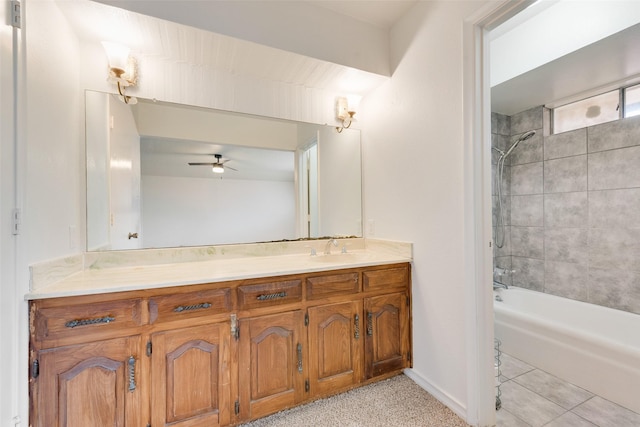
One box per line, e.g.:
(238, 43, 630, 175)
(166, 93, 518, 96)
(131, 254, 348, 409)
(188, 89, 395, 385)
(496, 353, 640, 427)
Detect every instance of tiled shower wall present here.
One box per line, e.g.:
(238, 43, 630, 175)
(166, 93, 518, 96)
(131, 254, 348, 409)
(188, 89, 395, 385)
(492, 106, 640, 315)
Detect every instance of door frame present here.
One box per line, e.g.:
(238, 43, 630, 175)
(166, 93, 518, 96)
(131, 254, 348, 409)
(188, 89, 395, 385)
(462, 1, 536, 425)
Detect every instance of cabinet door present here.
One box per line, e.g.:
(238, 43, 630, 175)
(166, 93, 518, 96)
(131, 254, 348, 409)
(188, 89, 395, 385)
(36, 336, 142, 427)
(308, 301, 363, 396)
(238, 311, 305, 421)
(364, 292, 410, 379)
(151, 323, 230, 427)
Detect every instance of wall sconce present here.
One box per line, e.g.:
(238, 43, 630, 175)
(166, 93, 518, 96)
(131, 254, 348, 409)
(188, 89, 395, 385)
(102, 41, 138, 104)
(336, 97, 356, 133)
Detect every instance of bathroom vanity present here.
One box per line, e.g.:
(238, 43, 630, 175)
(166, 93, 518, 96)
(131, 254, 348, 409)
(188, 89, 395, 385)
(27, 244, 412, 426)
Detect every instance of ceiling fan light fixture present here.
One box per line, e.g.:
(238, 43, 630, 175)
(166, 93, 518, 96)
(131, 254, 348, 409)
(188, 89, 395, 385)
(212, 164, 224, 173)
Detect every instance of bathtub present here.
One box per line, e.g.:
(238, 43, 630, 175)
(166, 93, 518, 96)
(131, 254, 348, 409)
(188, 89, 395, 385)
(494, 286, 640, 414)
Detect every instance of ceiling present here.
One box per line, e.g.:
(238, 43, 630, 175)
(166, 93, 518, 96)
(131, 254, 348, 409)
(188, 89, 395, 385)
(490, 2, 640, 116)
(491, 21, 640, 115)
(308, 0, 417, 29)
(58, 0, 394, 96)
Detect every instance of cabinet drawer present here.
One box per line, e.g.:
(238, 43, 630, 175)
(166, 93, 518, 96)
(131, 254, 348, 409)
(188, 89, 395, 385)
(363, 266, 409, 292)
(305, 272, 359, 300)
(33, 298, 143, 345)
(149, 287, 232, 324)
(237, 279, 302, 309)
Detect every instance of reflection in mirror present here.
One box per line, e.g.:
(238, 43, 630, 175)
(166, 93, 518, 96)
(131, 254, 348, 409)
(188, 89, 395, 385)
(86, 91, 362, 251)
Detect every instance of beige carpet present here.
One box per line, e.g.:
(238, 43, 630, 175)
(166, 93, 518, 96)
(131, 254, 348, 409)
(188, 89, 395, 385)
(240, 374, 470, 427)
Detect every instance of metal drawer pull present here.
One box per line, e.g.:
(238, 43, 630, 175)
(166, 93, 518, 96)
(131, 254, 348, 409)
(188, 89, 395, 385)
(128, 356, 136, 392)
(256, 291, 287, 301)
(173, 302, 212, 312)
(65, 315, 115, 328)
(297, 343, 303, 373)
(354, 314, 360, 339)
(366, 312, 373, 336)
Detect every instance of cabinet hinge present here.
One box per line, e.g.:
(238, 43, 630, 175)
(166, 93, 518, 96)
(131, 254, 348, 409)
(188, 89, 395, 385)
(406, 296, 410, 307)
(305, 379, 310, 393)
(304, 313, 309, 326)
(146, 340, 152, 357)
(31, 359, 39, 379)
(11, 208, 22, 235)
(10, 1, 21, 28)
(234, 400, 240, 416)
(407, 351, 411, 362)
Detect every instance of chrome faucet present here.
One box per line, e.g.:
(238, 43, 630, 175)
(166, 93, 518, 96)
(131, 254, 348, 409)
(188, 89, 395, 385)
(324, 238, 338, 255)
(493, 281, 508, 290)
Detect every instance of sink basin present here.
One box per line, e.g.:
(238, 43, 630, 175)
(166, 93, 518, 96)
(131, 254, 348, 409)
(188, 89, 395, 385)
(310, 253, 366, 263)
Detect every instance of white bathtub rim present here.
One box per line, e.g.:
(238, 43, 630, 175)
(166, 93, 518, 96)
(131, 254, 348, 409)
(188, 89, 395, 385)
(494, 301, 640, 364)
(494, 287, 640, 352)
(495, 317, 640, 377)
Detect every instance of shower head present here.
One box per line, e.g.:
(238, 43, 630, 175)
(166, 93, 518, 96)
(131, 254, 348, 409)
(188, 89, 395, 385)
(519, 130, 536, 142)
(503, 130, 536, 158)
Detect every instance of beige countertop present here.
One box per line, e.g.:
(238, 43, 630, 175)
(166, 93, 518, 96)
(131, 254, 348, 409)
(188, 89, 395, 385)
(26, 239, 412, 300)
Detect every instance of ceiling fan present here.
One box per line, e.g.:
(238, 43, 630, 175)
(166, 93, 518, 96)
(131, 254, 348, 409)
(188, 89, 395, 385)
(188, 154, 237, 174)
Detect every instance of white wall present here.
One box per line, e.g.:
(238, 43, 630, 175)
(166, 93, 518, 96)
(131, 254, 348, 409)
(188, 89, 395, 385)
(25, 0, 83, 261)
(361, 0, 492, 418)
(8, 0, 84, 423)
(141, 175, 296, 247)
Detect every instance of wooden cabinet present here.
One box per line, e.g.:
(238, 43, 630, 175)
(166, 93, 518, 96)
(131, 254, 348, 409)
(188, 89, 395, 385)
(151, 323, 231, 427)
(30, 262, 411, 427)
(35, 336, 142, 427)
(364, 292, 411, 379)
(238, 311, 306, 421)
(307, 300, 363, 396)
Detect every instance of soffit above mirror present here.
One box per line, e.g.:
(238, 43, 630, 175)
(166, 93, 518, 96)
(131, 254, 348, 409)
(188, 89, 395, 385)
(89, 0, 418, 76)
(56, 0, 390, 96)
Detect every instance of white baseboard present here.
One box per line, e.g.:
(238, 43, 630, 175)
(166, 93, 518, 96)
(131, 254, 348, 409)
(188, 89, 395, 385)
(403, 368, 468, 423)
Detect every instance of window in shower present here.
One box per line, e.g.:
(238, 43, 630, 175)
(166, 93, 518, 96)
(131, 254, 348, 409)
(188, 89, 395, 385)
(624, 83, 640, 118)
(552, 84, 640, 134)
(552, 89, 620, 134)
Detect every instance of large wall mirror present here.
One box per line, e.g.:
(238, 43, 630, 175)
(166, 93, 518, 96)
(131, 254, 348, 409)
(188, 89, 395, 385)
(86, 90, 362, 251)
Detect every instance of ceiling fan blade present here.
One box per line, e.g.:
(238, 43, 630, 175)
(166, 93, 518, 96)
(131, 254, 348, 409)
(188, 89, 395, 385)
(225, 166, 238, 171)
(188, 162, 216, 166)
